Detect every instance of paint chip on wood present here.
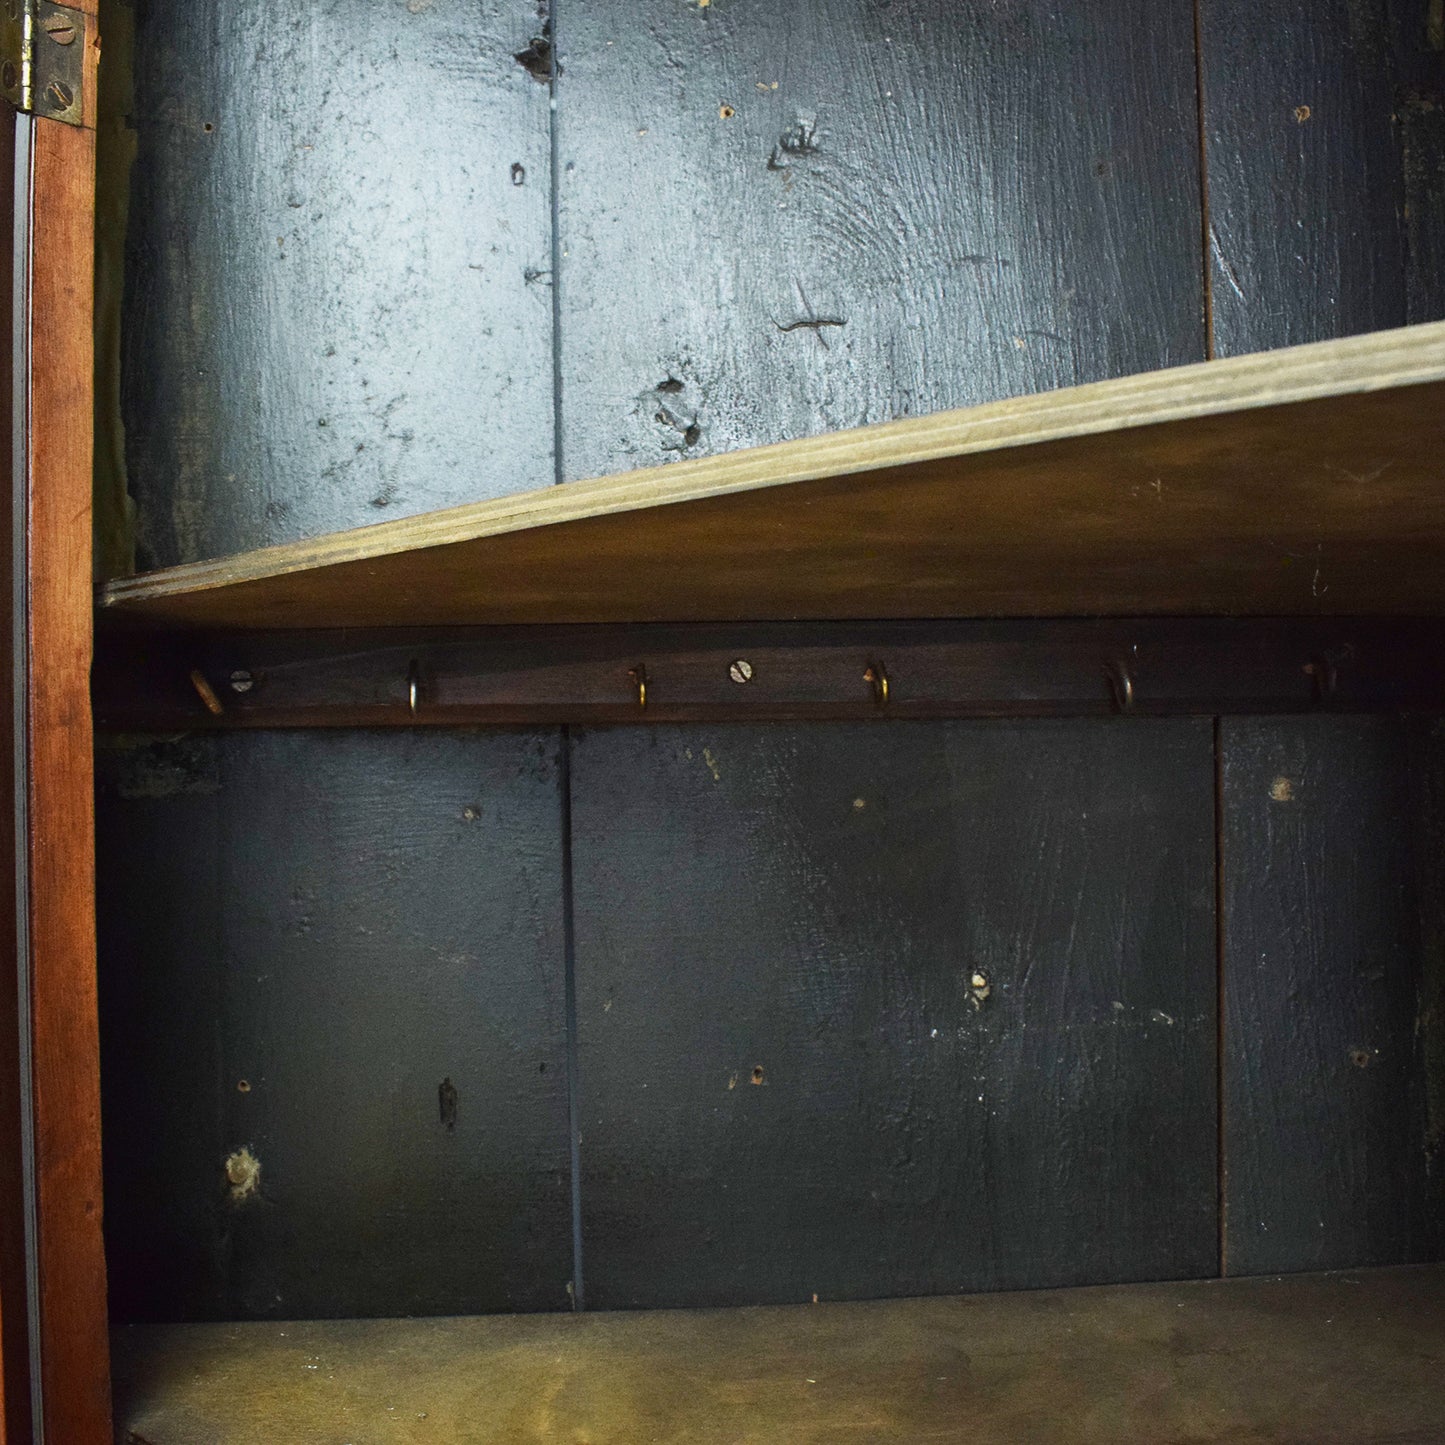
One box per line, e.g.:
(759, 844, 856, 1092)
(514, 30, 553, 83)
(1270, 777, 1294, 802)
(225, 1147, 261, 1201)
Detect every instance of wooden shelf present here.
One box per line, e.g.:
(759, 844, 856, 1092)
(111, 1266, 1445, 1444)
(101, 323, 1445, 629)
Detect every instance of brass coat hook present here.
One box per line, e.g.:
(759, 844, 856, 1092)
(864, 660, 889, 708)
(629, 664, 648, 710)
(1105, 658, 1135, 714)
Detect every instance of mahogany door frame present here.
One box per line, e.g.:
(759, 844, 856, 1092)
(4, 3, 110, 1440)
(0, 93, 30, 1445)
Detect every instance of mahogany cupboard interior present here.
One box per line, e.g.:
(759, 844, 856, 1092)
(67, 0, 1445, 1440)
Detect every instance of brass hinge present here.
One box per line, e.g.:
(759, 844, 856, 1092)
(1, 1, 87, 126)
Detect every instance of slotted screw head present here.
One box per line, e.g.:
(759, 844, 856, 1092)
(42, 12, 78, 43)
(229, 670, 254, 694)
(728, 659, 753, 684)
(44, 79, 73, 110)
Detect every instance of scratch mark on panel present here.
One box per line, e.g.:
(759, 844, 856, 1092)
(1209, 226, 1247, 301)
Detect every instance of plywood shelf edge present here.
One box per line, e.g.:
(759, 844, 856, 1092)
(99, 320, 1445, 628)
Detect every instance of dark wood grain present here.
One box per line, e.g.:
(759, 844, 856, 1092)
(1199, 0, 1445, 353)
(92, 618, 1445, 731)
(96, 730, 572, 1320)
(120, 0, 553, 570)
(570, 721, 1218, 1309)
(1220, 718, 1445, 1276)
(554, 0, 1204, 482)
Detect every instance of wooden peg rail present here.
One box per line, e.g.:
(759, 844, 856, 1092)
(93, 618, 1445, 731)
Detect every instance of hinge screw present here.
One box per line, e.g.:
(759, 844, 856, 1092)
(229, 670, 254, 694)
(1, 62, 16, 92)
(42, 13, 78, 44)
(728, 659, 753, 684)
(44, 80, 73, 111)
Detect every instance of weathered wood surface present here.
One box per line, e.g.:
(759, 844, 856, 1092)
(96, 731, 573, 1320)
(571, 721, 1217, 1308)
(120, 0, 554, 570)
(1220, 718, 1445, 1275)
(554, 0, 1204, 480)
(99, 323, 1445, 628)
(1391, 5, 1445, 327)
(112, 1266, 1445, 1445)
(1199, 0, 1445, 352)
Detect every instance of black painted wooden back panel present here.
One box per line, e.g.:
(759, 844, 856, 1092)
(1391, 0, 1445, 326)
(121, 0, 553, 569)
(97, 731, 571, 1320)
(554, 0, 1205, 482)
(96, 738, 227, 1322)
(570, 722, 1219, 1308)
(1221, 719, 1445, 1275)
(97, 0, 1445, 1322)
(1199, 0, 1445, 353)
(112, 1, 1445, 551)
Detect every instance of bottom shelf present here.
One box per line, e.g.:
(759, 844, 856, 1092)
(112, 1265, 1445, 1444)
